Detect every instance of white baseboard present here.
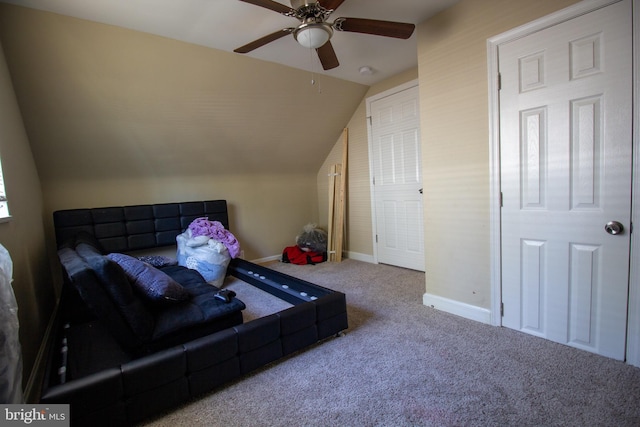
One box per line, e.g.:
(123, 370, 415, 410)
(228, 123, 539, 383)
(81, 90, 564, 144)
(344, 251, 375, 263)
(423, 293, 492, 325)
(249, 255, 281, 264)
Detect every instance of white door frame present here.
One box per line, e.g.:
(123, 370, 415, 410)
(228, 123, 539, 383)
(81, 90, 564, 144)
(487, 0, 640, 366)
(366, 79, 420, 265)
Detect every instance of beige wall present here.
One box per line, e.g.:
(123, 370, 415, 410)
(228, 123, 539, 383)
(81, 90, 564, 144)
(0, 39, 54, 394)
(318, 68, 419, 258)
(0, 4, 368, 262)
(418, 0, 580, 309)
(45, 173, 318, 261)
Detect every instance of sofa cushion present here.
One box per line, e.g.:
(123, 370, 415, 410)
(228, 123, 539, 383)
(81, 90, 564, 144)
(58, 247, 146, 349)
(75, 243, 154, 340)
(150, 265, 246, 339)
(160, 264, 217, 294)
(152, 289, 245, 338)
(107, 253, 190, 305)
(58, 230, 104, 252)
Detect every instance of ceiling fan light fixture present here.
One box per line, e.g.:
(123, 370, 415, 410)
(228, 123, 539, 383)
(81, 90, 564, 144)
(294, 23, 333, 49)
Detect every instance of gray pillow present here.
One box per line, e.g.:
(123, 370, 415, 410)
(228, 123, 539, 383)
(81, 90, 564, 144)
(136, 255, 176, 268)
(107, 253, 190, 305)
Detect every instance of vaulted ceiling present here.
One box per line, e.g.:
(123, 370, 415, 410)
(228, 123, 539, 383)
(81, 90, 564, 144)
(0, 4, 369, 180)
(0, 1, 456, 185)
(0, 0, 459, 85)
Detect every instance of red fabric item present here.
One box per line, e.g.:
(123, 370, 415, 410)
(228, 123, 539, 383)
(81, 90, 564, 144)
(282, 246, 326, 265)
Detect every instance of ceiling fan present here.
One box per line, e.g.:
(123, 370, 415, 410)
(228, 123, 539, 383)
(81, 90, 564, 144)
(234, 0, 416, 70)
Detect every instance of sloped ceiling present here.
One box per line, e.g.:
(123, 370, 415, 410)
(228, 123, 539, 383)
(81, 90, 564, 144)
(0, 0, 459, 85)
(0, 4, 369, 181)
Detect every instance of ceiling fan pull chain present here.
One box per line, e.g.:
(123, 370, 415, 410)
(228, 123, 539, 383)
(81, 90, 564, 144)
(309, 47, 315, 85)
(308, 47, 322, 93)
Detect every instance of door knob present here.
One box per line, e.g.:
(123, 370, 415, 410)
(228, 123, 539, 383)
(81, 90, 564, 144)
(605, 221, 624, 235)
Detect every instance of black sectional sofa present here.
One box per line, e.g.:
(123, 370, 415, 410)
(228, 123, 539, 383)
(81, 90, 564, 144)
(39, 200, 348, 426)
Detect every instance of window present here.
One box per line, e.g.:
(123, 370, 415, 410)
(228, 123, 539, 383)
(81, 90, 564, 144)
(0, 157, 9, 220)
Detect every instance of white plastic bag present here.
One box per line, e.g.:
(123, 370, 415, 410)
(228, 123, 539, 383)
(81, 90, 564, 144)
(0, 243, 23, 403)
(176, 230, 231, 288)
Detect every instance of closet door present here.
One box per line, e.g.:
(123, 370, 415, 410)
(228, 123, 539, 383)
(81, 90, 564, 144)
(370, 84, 424, 271)
(499, 0, 632, 360)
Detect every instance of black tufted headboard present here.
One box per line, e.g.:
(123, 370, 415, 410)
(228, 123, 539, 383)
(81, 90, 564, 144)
(53, 200, 229, 253)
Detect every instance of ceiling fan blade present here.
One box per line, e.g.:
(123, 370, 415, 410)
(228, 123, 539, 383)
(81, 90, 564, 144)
(316, 41, 339, 70)
(335, 17, 415, 39)
(318, 0, 346, 12)
(238, 0, 295, 15)
(234, 29, 293, 54)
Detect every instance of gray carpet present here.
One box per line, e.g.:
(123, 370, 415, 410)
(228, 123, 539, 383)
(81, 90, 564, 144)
(141, 259, 640, 426)
(222, 275, 292, 322)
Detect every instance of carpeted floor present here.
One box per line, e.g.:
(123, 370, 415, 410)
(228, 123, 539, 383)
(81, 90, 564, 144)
(140, 259, 640, 426)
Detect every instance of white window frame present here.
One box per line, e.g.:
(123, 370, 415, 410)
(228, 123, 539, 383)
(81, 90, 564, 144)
(0, 157, 10, 221)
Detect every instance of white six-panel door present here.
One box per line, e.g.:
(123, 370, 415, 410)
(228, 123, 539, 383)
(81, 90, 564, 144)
(500, 0, 632, 360)
(370, 85, 425, 271)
